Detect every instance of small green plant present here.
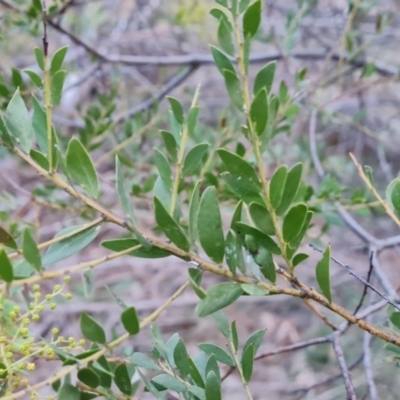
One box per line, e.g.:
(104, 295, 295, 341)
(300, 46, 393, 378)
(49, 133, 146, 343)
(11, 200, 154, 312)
(1, 0, 400, 399)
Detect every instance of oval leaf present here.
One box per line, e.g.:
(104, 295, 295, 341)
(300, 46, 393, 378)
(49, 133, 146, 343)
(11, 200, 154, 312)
(167, 97, 184, 125)
(390, 179, 400, 215)
(198, 343, 235, 366)
(50, 46, 68, 76)
(270, 165, 288, 210)
(254, 61, 276, 95)
(196, 282, 243, 317)
(241, 343, 254, 382)
(282, 204, 308, 243)
(51, 70, 66, 106)
(243, 0, 261, 38)
(77, 368, 100, 388)
(121, 306, 140, 335)
(154, 148, 172, 188)
(276, 163, 303, 216)
(22, 229, 42, 272)
(0, 226, 17, 249)
(217, 19, 235, 56)
(223, 69, 244, 110)
(248, 202, 275, 236)
(114, 364, 132, 396)
(210, 45, 235, 76)
(6, 88, 33, 153)
(80, 312, 106, 344)
(102, 238, 170, 259)
(217, 149, 261, 191)
(183, 143, 209, 177)
(197, 187, 225, 263)
(66, 137, 100, 198)
(0, 249, 14, 283)
(250, 88, 268, 135)
(316, 245, 332, 303)
(154, 197, 190, 252)
(205, 371, 221, 400)
(43, 225, 101, 266)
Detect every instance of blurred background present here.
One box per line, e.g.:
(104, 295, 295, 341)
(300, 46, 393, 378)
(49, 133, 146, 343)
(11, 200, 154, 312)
(1, 0, 400, 398)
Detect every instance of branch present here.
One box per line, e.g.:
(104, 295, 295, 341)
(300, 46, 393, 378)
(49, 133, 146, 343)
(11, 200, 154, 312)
(332, 332, 356, 400)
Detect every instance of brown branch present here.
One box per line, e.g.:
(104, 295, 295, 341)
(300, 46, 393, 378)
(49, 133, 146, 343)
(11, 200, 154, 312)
(332, 332, 356, 400)
(3, 143, 400, 349)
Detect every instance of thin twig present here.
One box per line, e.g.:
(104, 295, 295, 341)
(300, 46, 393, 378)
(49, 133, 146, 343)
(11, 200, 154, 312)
(352, 251, 374, 315)
(332, 332, 356, 400)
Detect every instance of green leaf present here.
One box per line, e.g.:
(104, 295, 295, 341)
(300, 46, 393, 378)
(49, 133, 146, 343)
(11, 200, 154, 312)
(121, 307, 140, 335)
(231, 321, 239, 351)
(153, 176, 171, 212)
(210, 45, 235, 76)
(216, 0, 228, 7)
(154, 197, 190, 252)
(58, 383, 80, 400)
(390, 179, 400, 215)
(236, 222, 281, 255)
(23, 69, 42, 88)
(0, 226, 17, 249)
(292, 253, 309, 267)
(254, 61, 276, 95)
(6, 88, 33, 153)
(167, 97, 184, 125)
(390, 312, 400, 330)
(174, 338, 190, 377)
(205, 371, 221, 400)
(160, 130, 178, 162)
(223, 69, 244, 110)
(196, 282, 243, 317)
(276, 163, 303, 215)
(205, 354, 220, 382)
(77, 368, 100, 388)
(114, 364, 132, 396)
(22, 229, 42, 272)
(152, 374, 186, 393)
(225, 229, 239, 275)
(66, 137, 100, 198)
(51, 70, 66, 106)
(249, 202, 275, 236)
(129, 352, 161, 371)
(239, 0, 250, 13)
(282, 204, 308, 243)
(269, 165, 288, 210)
(50, 46, 68, 76)
(154, 148, 172, 188)
(221, 173, 264, 204)
(80, 312, 106, 344)
(43, 225, 101, 266)
(241, 343, 254, 382)
(218, 149, 261, 191)
(189, 180, 202, 246)
(183, 143, 209, 177)
(250, 88, 268, 135)
(0, 249, 14, 283)
(188, 106, 200, 136)
(102, 238, 170, 259)
(198, 344, 235, 366)
(188, 268, 206, 299)
(253, 246, 276, 283)
(243, 0, 261, 38)
(210, 8, 231, 27)
(30, 149, 49, 171)
(137, 369, 164, 400)
(31, 95, 47, 155)
(244, 329, 265, 354)
(93, 356, 112, 388)
(115, 155, 135, 222)
(287, 211, 313, 254)
(217, 19, 235, 56)
(34, 47, 45, 71)
(188, 358, 205, 389)
(0, 113, 14, 149)
(212, 310, 230, 339)
(315, 245, 332, 303)
(197, 187, 225, 263)
(241, 283, 269, 296)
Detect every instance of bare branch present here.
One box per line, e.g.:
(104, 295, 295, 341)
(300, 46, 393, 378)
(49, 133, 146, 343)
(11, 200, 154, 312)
(332, 332, 357, 400)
